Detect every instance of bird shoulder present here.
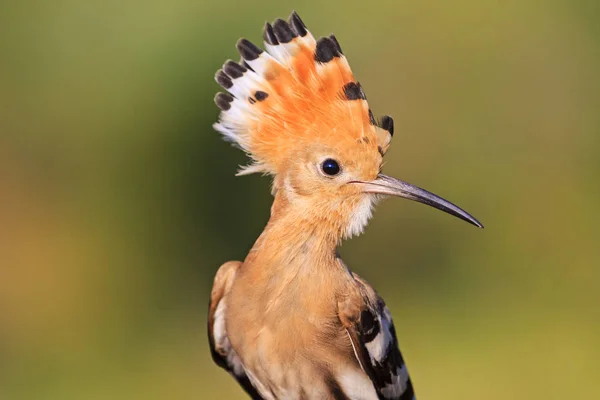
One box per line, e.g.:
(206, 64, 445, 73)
(338, 273, 415, 400)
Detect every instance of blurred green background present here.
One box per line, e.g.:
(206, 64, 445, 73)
(1, 0, 599, 399)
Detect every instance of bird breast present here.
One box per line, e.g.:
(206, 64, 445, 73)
(224, 258, 370, 398)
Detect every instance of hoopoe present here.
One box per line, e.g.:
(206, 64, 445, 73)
(208, 11, 483, 400)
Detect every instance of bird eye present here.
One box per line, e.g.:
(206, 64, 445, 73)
(321, 159, 341, 176)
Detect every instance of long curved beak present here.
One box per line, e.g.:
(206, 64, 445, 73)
(351, 174, 484, 228)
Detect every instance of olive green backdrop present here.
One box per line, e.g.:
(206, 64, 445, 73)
(1, 0, 599, 399)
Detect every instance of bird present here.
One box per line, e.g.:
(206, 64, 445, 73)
(207, 11, 483, 400)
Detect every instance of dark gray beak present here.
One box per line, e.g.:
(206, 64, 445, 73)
(352, 174, 483, 228)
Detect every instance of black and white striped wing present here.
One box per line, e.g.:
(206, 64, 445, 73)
(346, 275, 416, 400)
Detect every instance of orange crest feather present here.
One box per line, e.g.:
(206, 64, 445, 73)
(214, 12, 394, 176)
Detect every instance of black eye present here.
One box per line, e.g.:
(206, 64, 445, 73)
(321, 159, 341, 176)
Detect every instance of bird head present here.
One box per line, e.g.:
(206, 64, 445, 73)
(214, 12, 482, 240)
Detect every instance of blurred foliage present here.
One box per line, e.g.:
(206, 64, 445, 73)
(1, 0, 599, 399)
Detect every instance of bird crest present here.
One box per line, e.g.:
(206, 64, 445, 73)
(213, 11, 394, 177)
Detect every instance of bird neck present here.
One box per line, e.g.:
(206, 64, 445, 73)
(244, 191, 343, 272)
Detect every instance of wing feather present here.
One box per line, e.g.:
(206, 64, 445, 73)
(343, 274, 416, 400)
(208, 261, 264, 400)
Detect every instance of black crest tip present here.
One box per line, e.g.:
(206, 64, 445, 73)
(215, 69, 233, 89)
(343, 82, 366, 100)
(240, 58, 254, 72)
(215, 92, 234, 111)
(272, 18, 296, 43)
(368, 109, 376, 125)
(329, 34, 343, 54)
(255, 91, 269, 101)
(263, 22, 278, 45)
(237, 38, 262, 61)
(223, 60, 247, 79)
(380, 115, 394, 136)
(315, 37, 341, 63)
(289, 11, 308, 37)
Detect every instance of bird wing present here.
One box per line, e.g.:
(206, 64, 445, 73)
(341, 273, 416, 400)
(208, 261, 264, 400)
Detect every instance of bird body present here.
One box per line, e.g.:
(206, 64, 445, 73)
(208, 11, 482, 399)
